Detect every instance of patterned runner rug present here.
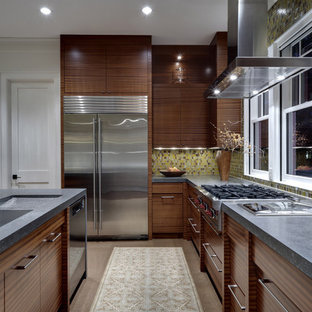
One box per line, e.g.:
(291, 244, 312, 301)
(90, 247, 203, 312)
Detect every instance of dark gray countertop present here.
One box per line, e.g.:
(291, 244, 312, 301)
(222, 202, 312, 279)
(0, 188, 86, 254)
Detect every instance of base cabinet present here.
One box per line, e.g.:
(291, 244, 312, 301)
(0, 211, 69, 312)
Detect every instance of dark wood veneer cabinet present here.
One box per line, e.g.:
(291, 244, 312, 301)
(152, 183, 183, 236)
(0, 211, 69, 312)
(223, 213, 312, 312)
(61, 35, 151, 95)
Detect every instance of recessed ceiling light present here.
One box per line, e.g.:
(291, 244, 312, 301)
(40, 7, 52, 15)
(230, 74, 238, 81)
(177, 55, 182, 60)
(277, 75, 285, 81)
(142, 6, 152, 15)
(214, 89, 220, 95)
(252, 90, 259, 95)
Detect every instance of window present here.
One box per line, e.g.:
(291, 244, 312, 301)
(249, 92, 269, 176)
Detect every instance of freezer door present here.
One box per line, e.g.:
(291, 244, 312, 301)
(98, 114, 148, 238)
(64, 114, 99, 237)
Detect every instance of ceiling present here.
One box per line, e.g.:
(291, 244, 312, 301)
(0, 0, 227, 44)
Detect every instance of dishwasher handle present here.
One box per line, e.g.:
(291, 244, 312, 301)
(71, 198, 85, 216)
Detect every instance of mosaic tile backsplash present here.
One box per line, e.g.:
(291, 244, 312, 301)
(152, 149, 219, 175)
(267, 0, 312, 45)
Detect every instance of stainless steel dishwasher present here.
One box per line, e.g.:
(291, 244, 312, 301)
(69, 196, 87, 302)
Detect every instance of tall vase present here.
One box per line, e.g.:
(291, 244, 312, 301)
(216, 150, 232, 181)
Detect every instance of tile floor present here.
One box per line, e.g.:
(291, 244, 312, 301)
(70, 239, 222, 312)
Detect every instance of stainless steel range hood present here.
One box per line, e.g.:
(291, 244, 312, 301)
(205, 0, 312, 99)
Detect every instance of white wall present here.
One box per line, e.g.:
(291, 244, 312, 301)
(0, 38, 61, 188)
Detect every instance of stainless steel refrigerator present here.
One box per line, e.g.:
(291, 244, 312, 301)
(64, 96, 148, 239)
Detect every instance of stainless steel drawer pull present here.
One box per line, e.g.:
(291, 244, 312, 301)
(161, 196, 175, 199)
(188, 197, 198, 209)
(43, 232, 62, 243)
(205, 219, 220, 236)
(228, 284, 246, 310)
(13, 255, 39, 270)
(188, 218, 200, 234)
(202, 243, 222, 272)
(258, 279, 289, 312)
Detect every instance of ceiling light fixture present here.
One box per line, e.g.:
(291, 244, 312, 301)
(177, 55, 182, 60)
(252, 90, 259, 95)
(230, 74, 238, 81)
(40, 7, 52, 15)
(277, 8, 287, 15)
(142, 6, 152, 15)
(214, 89, 220, 95)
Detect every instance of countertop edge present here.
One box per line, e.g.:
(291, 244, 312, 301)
(222, 203, 312, 280)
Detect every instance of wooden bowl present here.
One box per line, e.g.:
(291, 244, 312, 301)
(159, 170, 186, 177)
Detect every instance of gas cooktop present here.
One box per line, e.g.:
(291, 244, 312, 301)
(201, 184, 293, 200)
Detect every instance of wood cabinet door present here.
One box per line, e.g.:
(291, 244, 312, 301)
(40, 229, 63, 312)
(106, 45, 148, 93)
(180, 86, 213, 147)
(0, 273, 3, 312)
(153, 86, 181, 147)
(5, 248, 41, 312)
(64, 40, 107, 93)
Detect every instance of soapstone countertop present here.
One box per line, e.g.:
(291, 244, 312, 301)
(0, 188, 86, 254)
(222, 201, 312, 280)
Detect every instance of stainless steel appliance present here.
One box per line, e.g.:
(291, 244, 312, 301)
(64, 96, 148, 239)
(195, 184, 294, 231)
(240, 201, 312, 216)
(69, 196, 87, 301)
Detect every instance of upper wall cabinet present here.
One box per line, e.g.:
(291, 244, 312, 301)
(61, 35, 151, 95)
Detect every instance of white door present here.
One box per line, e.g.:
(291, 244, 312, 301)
(11, 81, 56, 188)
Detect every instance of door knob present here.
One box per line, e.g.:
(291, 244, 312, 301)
(12, 174, 21, 180)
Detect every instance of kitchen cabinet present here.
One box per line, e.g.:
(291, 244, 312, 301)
(201, 215, 223, 297)
(186, 185, 201, 252)
(0, 211, 68, 312)
(61, 35, 151, 95)
(152, 183, 183, 236)
(223, 213, 312, 312)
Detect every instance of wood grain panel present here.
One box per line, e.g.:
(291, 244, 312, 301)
(0, 274, 3, 312)
(41, 227, 63, 312)
(152, 183, 183, 194)
(203, 217, 223, 261)
(253, 236, 312, 312)
(5, 247, 41, 312)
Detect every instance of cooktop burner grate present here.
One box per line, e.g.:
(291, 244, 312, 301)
(201, 184, 293, 200)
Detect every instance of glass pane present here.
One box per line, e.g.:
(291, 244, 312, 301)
(301, 69, 312, 104)
(292, 42, 300, 57)
(287, 106, 312, 178)
(301, 32, 312, 55)
(292, 76, 299, 106)
(263, 92, 269, 115)
(281, 45, 291, 57)
(257, 96, 262, 118)
(253, 119, 269, 171)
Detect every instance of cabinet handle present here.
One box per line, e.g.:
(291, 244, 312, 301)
(228, 284, 246, 310)
(188, 197, 198, 209)
(188, 218, 200, 234)
(161, 196, 175, 199)
(12, 255, 38, 270)
(205, 219, 220, 236)
(258, 279, 289, 312)
(43, 232, 62, 243)
(202, 243, 222, 272)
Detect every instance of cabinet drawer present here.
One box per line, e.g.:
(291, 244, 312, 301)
(228, 279, 246, 312)
(253, 236, 312, 312)
(188, 217, 200, 251)
(152, 183, 183, 194)
(203, 217, 223, 261)
(5, 247, 41, 312)
(202, 242, 222, 295)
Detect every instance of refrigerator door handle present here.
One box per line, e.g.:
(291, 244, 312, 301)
(98, 117, 102, 231)
(92, 118, 97, 231)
